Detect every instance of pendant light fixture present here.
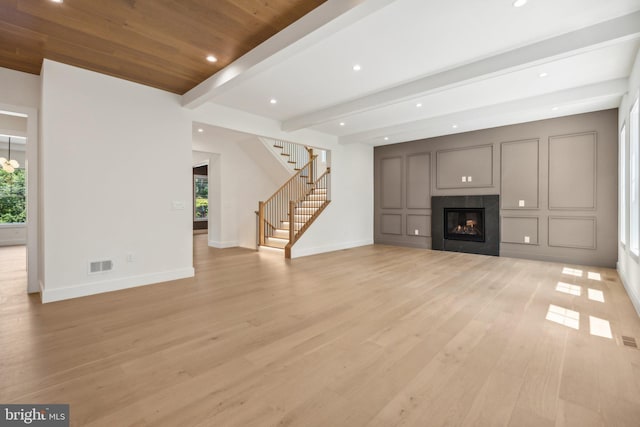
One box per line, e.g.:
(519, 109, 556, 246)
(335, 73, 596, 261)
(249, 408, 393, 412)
(0, 137, 20, 173)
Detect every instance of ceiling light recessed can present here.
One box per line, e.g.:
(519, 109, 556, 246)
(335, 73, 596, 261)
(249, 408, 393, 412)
(452, 124, 458, 129)
(270, 99, 277, 104)
(416, 103, 422, 108)
(513, 0, 527, 7)
(353, 64, 361, 71)
(552, 106, 559, 111)
(539, 72, 548, 78)
(206, 55, 218, 63)
(384, 137, 389, 141)
(51, 0, 63, 3)
(339, 122, 345, 126)
(197, 128, 204, 133)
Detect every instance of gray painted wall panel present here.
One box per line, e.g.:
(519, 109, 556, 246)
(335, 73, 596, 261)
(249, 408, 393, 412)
(549, 216, 596, 249)
(436, 145, 493, 189)
(381, 214, 402, 235)
(501, 139, 539, 209)
(407, 153, 430, 208)
(374, 109, 617, 267)
(407, 214, 431, 237)
(381, 157, 403, 209)
(549, 132, 597, 210)
(502, 216, 539, 245)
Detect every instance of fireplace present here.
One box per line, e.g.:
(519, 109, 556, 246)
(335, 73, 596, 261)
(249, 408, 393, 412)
(444, 208, 485, 242)
(431, 195, 499, 256)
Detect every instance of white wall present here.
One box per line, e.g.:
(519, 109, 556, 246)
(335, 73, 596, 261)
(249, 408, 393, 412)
(39, 60, 193, 302)
(192, 134, 286, 249)
(0, 67, 40, 109)
(618, 48, 640, 316)
(291, 141, 373, 258)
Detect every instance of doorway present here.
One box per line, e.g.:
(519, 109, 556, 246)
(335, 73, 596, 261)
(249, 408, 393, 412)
(0, 105, 38, 294)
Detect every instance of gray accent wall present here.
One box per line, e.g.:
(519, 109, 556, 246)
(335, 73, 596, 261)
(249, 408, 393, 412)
(374, 109, 618, 267)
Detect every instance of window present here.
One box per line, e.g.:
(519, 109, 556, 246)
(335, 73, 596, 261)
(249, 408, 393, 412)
(0, 137, 25, 224)
(0, 169, 25, 223)
(630, 97, 639, 256)
(621, 124, 626, 246)
(194, 175, 208, 221)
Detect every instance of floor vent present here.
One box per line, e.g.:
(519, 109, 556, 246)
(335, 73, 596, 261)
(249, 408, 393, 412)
(89, 260, 113, 274)
(621, 336, 638, 349)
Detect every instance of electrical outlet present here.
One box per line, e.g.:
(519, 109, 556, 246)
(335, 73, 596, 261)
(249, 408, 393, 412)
(467, 176, 473, 182)
(524, 236, 530, 244)
(519, 200, 525, 207)
(126, 253, 135, 263)
(414, 229, 419, 235)
(461, 176, 467, 182)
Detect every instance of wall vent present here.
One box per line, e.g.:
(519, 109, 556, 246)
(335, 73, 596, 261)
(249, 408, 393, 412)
(621, 336, 638, 349)
(89, 260, 113, 275)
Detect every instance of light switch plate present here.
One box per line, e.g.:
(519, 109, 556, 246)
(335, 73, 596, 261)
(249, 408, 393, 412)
(519, 200, 525, 207)
(461, 176, 467, 182)
(524, 236, 530, 243)
(172, 201, 185, 210)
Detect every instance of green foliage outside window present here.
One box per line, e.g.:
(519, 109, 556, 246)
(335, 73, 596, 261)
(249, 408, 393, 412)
(0, 168, 26, 223)
(194, 176, 208, 220)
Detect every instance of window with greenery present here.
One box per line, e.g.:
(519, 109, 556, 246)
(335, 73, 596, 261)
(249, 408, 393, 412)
(0, 168, 26, 224)
(194, 175, 208, 221)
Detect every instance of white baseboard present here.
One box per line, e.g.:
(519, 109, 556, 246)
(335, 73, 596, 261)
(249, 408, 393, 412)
(40, 267, 195, 303)
(209, 240, 239, 249)
(291, 239, 373, 259)
(0, 239, 27, 247)
(618, 264, 640, 318)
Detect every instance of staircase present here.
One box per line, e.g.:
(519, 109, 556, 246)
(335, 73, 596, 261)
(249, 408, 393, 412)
(258, 150, 331, 258)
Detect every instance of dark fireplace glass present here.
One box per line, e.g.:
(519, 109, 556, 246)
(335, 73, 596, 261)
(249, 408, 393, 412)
(444, 208, 485, 242)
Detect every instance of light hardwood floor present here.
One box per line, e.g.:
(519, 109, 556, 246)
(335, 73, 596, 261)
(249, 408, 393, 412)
(1, 236, 640, 426)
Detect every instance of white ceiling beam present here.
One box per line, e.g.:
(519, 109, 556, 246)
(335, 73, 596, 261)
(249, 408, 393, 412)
(338, 78, 629, 145)
(282, 11, 640, 132)
(182, 0, 397, 109)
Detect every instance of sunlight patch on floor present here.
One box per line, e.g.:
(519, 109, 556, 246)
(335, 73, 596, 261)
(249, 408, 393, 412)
(562, 267, 583, 277)
(587, 271, 602, 281)
(546, 304, 580, 330)
(589, 316, 612, 339)
(587, 288, 605, 303)
(555, 282, 582, 296)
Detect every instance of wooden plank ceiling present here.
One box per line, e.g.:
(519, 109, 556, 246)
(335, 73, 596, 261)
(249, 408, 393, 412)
(0, 0, 327, 94)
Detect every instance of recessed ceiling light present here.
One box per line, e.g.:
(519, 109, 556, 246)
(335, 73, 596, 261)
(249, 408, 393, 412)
(384, 137, 389, 141)
(270, 99, 277, 104)
(539, 72, 548, 78)
(416, 103, 422, 108)
(339, 122, 345, 126)
(206, 55, 217, 63)
(353, 64, 361, 71)
(552, 106, 559, 111)
(452, 124, 458, 129)
(513, 0, 527, 7)
(50, 0, 63, 3)
(197, 128, 204, 133)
